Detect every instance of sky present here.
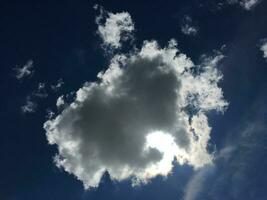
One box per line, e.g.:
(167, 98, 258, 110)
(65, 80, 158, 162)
(1, 0, 267, 199)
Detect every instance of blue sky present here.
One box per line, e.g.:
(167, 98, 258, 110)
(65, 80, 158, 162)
(1, 0, 267, 199)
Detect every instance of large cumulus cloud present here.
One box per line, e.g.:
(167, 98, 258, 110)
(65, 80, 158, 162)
(44, 10, 228, 189)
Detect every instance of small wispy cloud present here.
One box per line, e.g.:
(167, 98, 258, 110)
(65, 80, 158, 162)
(51, 78, 64, 92)
(46, 109, 55, 119)
(260, 39, 267, 60)
(181, 16, 198, 36)
(14, 59, 34, 80)
(32, 82, 48, 98)
(227, 0, 261, 10)
(21, 96, 37, 114)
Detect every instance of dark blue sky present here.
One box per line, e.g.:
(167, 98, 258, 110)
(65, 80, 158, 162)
(1, 0, 267, 199)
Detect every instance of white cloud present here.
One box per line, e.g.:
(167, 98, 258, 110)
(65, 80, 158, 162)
(44, 12, 227, 189)
(14, 59, 34, 80)
(181, 16, 198, 36)
(21, 96, 37, 113)
(56, 95, 65, 108)
(260, 39, 267, 60)
(95, 5, 134, 49)
(227, 0, 261, 10)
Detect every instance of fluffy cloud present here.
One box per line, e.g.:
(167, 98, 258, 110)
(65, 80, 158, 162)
(260, 39, 267, 60)
(44, 12, 227, 189)
(56, 95, 65, 108)
(95, 5, 134, 49)
(227, 0, 261, 10)
(14, 59, 34, 80)
(181, 16, 198, 36)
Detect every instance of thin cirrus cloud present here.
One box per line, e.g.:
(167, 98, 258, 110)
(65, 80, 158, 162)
(182, 99, 267, 200)
(13, 59, 34, 80)
(43, 7, 228, 189)
(183, 165, 215, 200)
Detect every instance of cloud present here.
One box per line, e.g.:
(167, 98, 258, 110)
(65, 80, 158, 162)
(95, 5, 134, 49)
(181, 16, 198, 36)
(32, 82, 48, 98)
(21, 96, 37, 113)
(51, 78, 64, 92)
(13, 59, 34, 80)
(227, 0, 261, 10)
(44, 12, 227, 189)
(183, 166, 215, 200)
(182, 144, 236, 200)
(46, 109, 55, 119)
(182, 92, 267, 200)
(260, 39, 267, 60)
(240, 0, 261, 10)
(21, 83, 48, 114)
(56, 95, 65, 109)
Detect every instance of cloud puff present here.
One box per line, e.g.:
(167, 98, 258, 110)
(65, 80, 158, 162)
(56, 95, 65, 109)
(181, 16, 198, 36)
(95, 5, 134, 49)
(21, 83, 48, 114)
(33, 83, 48, 98)
(46, 109, 55, 119)
(51, 78, 64, 92)
(21, 96, 37, 113)
(14, 59, 34, 80)
(260, 39, 267, 60)
(227, 0, 261, 10)
(44, 37, 227, 189)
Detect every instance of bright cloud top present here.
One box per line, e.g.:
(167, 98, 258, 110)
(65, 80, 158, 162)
(95, 5, 134, 49)
(44, 10, 228, 189)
